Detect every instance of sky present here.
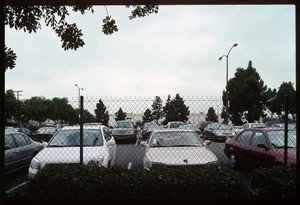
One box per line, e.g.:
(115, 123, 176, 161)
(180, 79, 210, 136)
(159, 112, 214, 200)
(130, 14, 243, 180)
(5, 5, 296, 103)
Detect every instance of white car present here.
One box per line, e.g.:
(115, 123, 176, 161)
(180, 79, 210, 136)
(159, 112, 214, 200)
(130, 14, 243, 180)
(141, 128, 219, 170)
(28, 124, 116, 179)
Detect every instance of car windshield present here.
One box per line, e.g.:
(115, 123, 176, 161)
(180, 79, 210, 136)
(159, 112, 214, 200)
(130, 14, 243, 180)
(169, 122, 184, 128)
(48, 129, 103, 147)
(212, 123, 231, 130)
(115, 121, 133, 128)
(180, 125, 200, 131)
(37, 127, 57, 134)
(144, 123, 159, 129)
(267, 130, 296, 148)
(252, 123, 266, 128)
(149, 131, 204, 147)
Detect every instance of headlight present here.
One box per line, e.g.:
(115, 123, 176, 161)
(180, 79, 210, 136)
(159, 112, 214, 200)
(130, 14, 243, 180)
(30, 158, 42, 170)
(88, 156, 104, 167)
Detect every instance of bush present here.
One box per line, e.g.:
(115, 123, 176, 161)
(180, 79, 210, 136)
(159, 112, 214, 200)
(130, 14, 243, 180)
(250, 166, 297, 200)
(10, 164, 251, 201)
(6, 164, 296, 203)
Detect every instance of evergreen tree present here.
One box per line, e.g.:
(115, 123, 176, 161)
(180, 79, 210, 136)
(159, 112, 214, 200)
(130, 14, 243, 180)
(151, 96, 163, 121)
(5, 89, 21, 125)
(115, 107, 126, 121)
(142, 108, 153, 124)
(206, 107, 218, 122)
(162, 94, 190, 124)
(269, 82, 296, 121)
(94, 99, 109, 126)
(227, 61, 267, 123)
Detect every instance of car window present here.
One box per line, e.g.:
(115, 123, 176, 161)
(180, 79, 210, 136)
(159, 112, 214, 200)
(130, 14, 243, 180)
(14, 133, 31, 147)
(37, 127, 57, 134)
(236, 131, 252, 144)
(115, 121, 133, 128)
(267, 130, 296, 148)
(150, 131, 203, 147)
(49, 129, 103, 146)
(251, 131, 268, 148)
(5, 134, 17, 149)
(103, 127, 112, 141)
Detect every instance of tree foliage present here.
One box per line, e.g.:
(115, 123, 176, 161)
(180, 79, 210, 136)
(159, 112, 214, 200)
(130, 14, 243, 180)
(269, 82, 296, 120)
(206, 107, 218, 122)
(142, 108, 153, 124)
(5, 89, 21, 124)
(162, 94, 190, 124)
(227, 61, 267, 124)
(115, 107, 126, 121)
(4, 5, 159, 72)
(94, 99, 109, 126)
(151, 96, 163, 121)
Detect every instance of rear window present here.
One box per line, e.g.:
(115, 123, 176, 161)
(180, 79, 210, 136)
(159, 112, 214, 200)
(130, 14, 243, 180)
(48, 129, 103, 147)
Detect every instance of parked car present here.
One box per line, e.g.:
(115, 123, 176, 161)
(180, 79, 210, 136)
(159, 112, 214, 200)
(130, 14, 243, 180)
(234, 122, 266, 134)
(140, 128, 218, 170)
(28, 124, 116, 179)
(269, 123, 296, 129)
(30, 125, 59, 142)
(203, 122, 235, 142)
(5, 127, 32, 136)
(179, 124, 202, 136)
(166, 121, 185, 128)
(224, 127, 297, 169)
(141, 122, 161, 140)
(110, 120, 137, 143)
(198, 121, 213, 132)
(5, 131, 44, 174)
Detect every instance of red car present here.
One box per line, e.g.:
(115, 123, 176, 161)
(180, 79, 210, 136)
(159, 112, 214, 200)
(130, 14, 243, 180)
(198, 121, 212, 132)
(224, 127, 296, 169)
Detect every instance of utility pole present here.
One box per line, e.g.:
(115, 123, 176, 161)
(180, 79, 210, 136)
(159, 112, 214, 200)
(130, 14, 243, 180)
(13, 90, 23, 100)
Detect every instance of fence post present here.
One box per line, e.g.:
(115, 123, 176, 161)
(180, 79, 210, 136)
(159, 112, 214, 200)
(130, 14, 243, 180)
(80, 96, 83, 165)
(284, 95, 288, 167)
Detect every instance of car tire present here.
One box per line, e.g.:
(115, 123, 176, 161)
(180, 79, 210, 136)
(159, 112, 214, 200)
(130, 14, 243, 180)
(229, 153, 238, 169)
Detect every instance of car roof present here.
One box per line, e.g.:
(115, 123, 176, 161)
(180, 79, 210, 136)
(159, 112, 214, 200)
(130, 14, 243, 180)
(60, 125, 106, 130)
(153, 128, 195, 132)
(243, 127, 293, 132)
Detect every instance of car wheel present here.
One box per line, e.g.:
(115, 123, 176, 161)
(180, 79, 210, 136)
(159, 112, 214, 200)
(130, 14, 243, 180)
(229, 153, 238, 169)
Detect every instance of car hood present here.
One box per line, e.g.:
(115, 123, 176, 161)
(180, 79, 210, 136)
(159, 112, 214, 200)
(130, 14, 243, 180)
(34, 146, 107, 166)
(146, 146, 218, 165)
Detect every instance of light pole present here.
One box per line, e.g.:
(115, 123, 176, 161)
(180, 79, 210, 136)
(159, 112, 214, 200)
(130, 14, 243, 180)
(219, 43, 238, 124)
(75, 84, 83, 109)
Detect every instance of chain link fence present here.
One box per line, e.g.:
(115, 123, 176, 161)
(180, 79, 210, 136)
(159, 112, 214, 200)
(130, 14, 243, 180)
(5, 95, 296, 193)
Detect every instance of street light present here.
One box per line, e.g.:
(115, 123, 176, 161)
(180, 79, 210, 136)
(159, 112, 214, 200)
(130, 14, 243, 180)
(219, 43, 238, 124)
(75, 84, 83, 109)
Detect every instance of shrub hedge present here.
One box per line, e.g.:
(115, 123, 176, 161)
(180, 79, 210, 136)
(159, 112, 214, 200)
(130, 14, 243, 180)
(5, 164, 297, 203)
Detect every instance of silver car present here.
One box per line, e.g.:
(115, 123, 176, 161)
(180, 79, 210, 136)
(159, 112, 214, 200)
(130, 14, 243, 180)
(141, 128, 219, 170)
(5, 131, 44, 174)
(28, 124, 116, 179)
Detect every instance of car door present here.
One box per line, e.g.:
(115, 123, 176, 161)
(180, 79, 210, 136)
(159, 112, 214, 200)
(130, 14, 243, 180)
(13, 133, 35, 167)
(5, 133, 33, 173)
(233, 130, 253, 165)
(5, 133, 18, 173)
(248, 131, 274, 167)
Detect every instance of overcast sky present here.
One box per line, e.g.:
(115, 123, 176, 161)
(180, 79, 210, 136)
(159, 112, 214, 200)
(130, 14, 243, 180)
(5, 5, 296, 102)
